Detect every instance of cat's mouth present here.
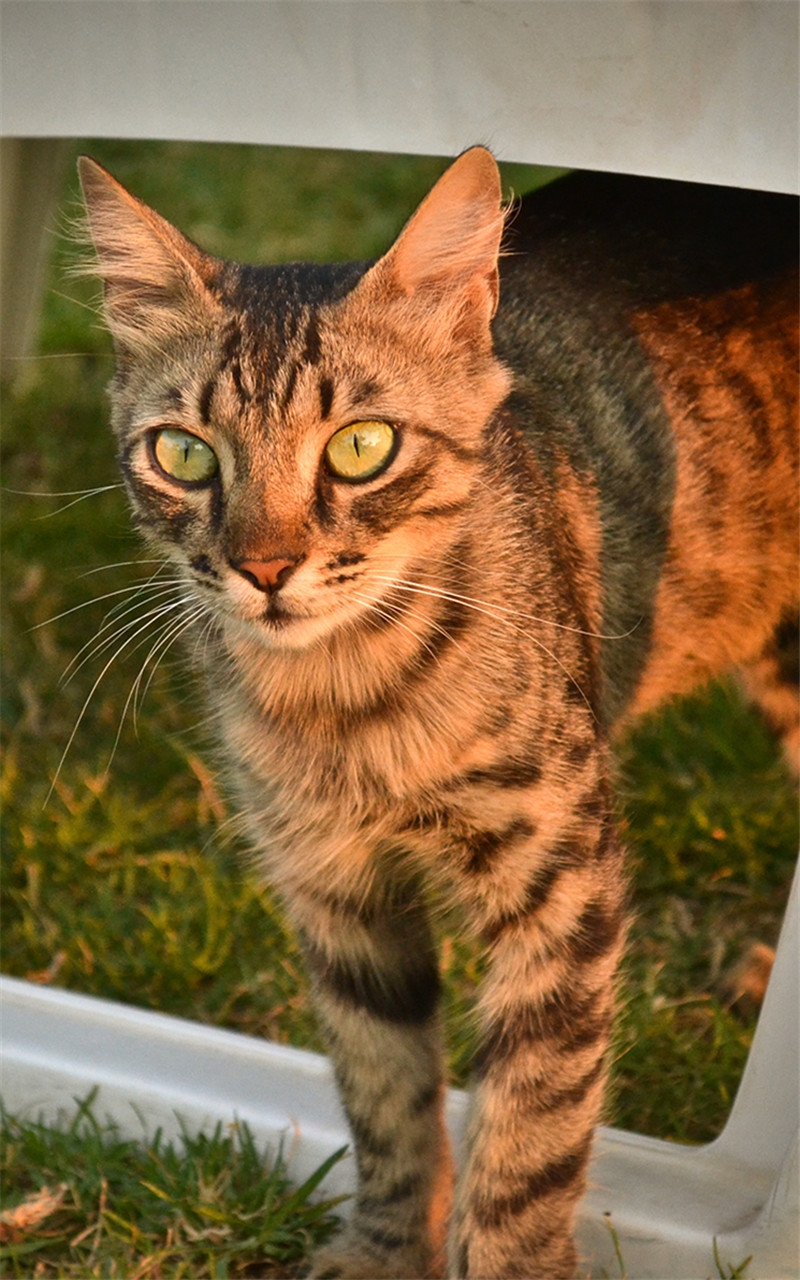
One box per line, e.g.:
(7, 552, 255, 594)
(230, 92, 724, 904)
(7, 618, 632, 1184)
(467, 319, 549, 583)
(261, 598, 295, 630)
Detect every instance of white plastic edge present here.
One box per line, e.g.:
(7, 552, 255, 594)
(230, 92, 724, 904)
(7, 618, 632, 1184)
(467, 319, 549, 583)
(1, 1, 797, 193)
(2, 861, 797, 1280)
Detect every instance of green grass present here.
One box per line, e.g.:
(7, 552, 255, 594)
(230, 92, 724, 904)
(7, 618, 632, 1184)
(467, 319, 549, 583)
(0, 1090, 345, 1278)
(1, 140, 797, 1275)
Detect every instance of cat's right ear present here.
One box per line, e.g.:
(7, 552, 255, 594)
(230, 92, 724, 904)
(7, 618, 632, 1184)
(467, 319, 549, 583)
(77, 157, 220, 354)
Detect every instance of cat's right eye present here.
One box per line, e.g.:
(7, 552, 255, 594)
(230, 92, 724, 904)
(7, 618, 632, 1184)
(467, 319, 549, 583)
(153, 428, 219, 484)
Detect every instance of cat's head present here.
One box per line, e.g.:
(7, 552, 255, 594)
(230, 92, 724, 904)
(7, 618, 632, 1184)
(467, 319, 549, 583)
(79, 148, 511, 653)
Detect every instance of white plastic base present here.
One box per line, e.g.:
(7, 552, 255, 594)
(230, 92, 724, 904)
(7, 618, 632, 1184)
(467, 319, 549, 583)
(2, 863, 797, 1280)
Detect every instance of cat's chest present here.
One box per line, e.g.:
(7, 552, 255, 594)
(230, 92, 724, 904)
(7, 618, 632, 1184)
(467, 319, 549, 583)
(210, 623, 598, 884)
(216, 662, 496, 811)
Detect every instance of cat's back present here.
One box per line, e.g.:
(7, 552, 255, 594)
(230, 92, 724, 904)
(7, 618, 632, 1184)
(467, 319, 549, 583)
(504, 170, 797, 302)
(496, 172, 798, 726)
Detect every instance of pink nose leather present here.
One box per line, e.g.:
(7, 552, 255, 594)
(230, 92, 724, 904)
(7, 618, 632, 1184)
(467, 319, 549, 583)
(236, 558, 297, 592)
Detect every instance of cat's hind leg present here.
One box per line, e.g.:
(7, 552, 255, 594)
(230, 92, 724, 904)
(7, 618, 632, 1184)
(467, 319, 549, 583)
(295, 877, 452, 1280)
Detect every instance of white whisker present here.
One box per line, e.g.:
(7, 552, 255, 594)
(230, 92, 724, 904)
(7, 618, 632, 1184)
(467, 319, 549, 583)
(351, 592, 444, 666)
(133, 604, 209, 726)
(370, 565, 638, 642)
(124, 603, 208, 740)
(60, 589, 189, 683)
(352, 589, 468, 664)
(46, 596, 203, 805)
(31, 577, 185, 634)
(6, 483, 124, 519)
(6, 485, 121, 499)
(75, 558, 168, 579)
(369, 571, 597, 719)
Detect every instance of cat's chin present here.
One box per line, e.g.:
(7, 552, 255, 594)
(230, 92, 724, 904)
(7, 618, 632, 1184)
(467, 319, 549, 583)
(224, 609, 341, 653)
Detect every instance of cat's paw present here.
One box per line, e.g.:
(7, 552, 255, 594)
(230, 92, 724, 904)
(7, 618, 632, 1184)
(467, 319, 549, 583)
(306, 1226, 433, 1279)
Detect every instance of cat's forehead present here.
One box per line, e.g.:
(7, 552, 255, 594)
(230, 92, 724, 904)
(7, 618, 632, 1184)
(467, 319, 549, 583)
(224, 260, 372, 316)
(208, 259, 372, 405)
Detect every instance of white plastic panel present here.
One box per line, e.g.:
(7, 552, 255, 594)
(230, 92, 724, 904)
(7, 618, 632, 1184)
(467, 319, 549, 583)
(2, 859, 797, 1279)
(1, 0, 797, 192)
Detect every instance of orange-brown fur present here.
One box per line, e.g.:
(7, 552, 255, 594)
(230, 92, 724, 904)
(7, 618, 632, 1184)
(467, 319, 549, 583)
(629, 276, 799, 719)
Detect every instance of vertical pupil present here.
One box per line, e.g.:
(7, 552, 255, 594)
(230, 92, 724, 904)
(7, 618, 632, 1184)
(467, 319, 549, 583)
(353, 433, 361, 457)
(183, 442, 191, 464)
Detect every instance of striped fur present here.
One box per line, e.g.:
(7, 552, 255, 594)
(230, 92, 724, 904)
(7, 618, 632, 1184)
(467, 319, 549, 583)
(79, 149, 798, 1278)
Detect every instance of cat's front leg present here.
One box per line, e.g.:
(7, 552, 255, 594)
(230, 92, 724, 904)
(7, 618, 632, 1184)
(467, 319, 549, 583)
(292, 877, 452, 1280)
(451, 804, 626, 1279)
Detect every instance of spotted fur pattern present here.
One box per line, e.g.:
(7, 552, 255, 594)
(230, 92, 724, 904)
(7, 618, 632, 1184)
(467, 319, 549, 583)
(79, 150, 799, 1278)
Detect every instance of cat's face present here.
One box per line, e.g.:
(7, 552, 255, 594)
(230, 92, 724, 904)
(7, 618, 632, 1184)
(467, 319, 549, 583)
(80, 150, 511, 653)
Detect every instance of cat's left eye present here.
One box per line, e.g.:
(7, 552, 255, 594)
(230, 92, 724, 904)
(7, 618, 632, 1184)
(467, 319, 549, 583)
(153, 428, 219, 484)
(325, 421, 396, 481)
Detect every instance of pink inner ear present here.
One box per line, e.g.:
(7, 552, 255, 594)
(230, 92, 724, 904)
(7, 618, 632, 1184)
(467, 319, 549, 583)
(78, 156, 221, 349)
(79, 155, 222, 304)
(386, 148, 506, 301)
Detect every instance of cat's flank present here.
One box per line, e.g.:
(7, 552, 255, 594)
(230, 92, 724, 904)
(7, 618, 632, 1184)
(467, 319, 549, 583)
(78, 149, 798, 1279)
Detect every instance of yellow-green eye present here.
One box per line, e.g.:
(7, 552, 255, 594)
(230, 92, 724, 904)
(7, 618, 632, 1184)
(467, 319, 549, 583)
(324, 420, 396, 481)
(153, 428, 218, 484)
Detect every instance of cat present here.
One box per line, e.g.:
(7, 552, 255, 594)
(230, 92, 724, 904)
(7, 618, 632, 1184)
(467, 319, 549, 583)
(77, 147, 798, 1279)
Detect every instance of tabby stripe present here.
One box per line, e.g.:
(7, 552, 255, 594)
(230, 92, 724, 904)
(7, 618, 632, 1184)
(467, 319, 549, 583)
(575, 783, 608, 825)
(414, 424, 479, 461)
(458, 1223, 572, 1280)
(331, 551, 366, 568)
(482, 862, 563, 944)
(455, 1241, 469, 1277)
(219, 321, 248, 404)
(350, 464, 433, 533)
(475, 988, 611, 1075)
(346, 1113, 396, 1161)
(409, 1082, 440, 1115)
(569, 900, 623, 963)
(463, 818, 535, 876)
(566, 735, 594, 767)
(471, 1135, 593, 1229)
(190, 554, 219, 579)
(506, 1220, 566, 1273)
(302, 311, 322, 365)
(229, 357, 247, 404)
(412, 498, 471, 520)
(407, 589, 475, 673)
(357, 1173, 424, 1212)
(506, 1054, 606, 1115)
(481, 834, 586, 947)
(345, 587, 475, 710)
(208, 478, 225, 535)
(307, 944, 441, 1024)
(319, 374, 335, 419)
(729, 367, 775, 466)
(123, 461, 198, 539)
(360, 1224, 419, 1253)
(280, 360, 300, 410)
(198, 376, 216, 424)
(314, 482, 335, 528)
(301, 879, 419, 928)
(352, 377, 382, 405)
(358, 586, 416, 637)
(451, 755, 543, 790)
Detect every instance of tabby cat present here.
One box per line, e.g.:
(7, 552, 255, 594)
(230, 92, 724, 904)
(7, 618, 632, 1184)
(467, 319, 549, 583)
(78, 148, 798, 1279)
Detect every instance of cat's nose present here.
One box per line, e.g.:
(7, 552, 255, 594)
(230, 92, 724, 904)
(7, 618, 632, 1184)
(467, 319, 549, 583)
(233, 557, 299, 593)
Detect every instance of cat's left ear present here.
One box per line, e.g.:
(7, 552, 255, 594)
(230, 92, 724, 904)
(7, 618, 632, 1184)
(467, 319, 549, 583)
(368, 147, 506, 340)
